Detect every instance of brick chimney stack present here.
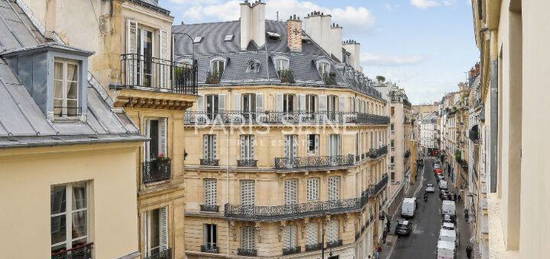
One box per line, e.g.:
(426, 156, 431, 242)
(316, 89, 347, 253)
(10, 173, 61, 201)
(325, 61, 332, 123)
(287, 15, 302, 52)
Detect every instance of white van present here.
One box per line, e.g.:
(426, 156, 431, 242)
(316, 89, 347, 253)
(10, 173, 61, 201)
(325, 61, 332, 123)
(439, 228, 458, 247)
(441, 200, 456, 216)
(437, 240, 455, 259)
(401, 198, 416, 218)
(439, 180, 448, 190)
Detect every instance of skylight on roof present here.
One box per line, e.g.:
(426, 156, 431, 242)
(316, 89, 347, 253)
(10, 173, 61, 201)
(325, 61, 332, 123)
(224, 34, 234, 42)
(193, 36, 203, 43)
(267, 32, 281, 40)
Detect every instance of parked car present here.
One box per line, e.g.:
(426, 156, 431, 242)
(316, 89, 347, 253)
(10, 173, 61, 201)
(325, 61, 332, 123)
(401, 198, 417, 218)
(439, 228, 459, 247)
(441, 200, 456, 217)
(439, 180, 448, 190)
(442, 222, 455, 230)
(442, 214, 456, 224)
(426, 183, 435, 193)
(436, 174, 445, 182)
(395, 220, 413, 236)
(437, 240, 456, 259)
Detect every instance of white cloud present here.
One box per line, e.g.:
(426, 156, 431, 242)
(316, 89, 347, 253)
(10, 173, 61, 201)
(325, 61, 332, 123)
(181, 0, 375, 32)
(361, 53, 425, 66)
(410, 0, 455, 9)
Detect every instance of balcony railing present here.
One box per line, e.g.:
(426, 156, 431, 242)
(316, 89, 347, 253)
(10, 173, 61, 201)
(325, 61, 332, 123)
(200, 159, 219, 166)
(237, 159, 258, 167)
(282, 246, 301, 255)
(305, 243, 322, 252)
(368, 146, 388, 159)
(274, 154, 355, 170)
(326, 239, 343, 248)
(237, 248, 257, 256)
(142, 158, 171, 184)
(223, 175, 388, 221)
(184, 111, 389, 125)
(51, 242, 93, 259)
(201, 245, 219, 254)
(144, 248, 172, 259)
(120, 54, 197, 95)
(200, 204, 219, 212)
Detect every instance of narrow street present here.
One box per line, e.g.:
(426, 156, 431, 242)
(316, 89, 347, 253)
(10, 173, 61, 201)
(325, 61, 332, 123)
(388, 158, 471, 259)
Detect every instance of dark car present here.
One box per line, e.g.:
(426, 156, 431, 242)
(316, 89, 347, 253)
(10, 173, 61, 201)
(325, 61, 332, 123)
(440, 190, 451, 200)
(395, 220, 413, 236)
(442, 214, 457, 224)
(436, 174, 445, 182)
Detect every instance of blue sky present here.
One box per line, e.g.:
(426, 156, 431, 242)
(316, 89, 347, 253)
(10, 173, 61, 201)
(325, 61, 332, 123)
(160, 0, 479, 104)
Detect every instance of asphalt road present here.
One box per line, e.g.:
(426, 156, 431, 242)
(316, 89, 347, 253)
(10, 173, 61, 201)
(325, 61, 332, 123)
(389, 158, 471, 259)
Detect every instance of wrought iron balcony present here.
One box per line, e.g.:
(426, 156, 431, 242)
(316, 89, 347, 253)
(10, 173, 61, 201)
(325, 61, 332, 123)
(51, 242, 93, 259)
(368, 146, 388, 159)
(282, 246, 301, 255)
(201, 245, 220, 253)
(184, 111, 390, 126)
(119, 54, 197, 94)
(200, 204, 219, 212)
(305, 243, 322, 252)
(142, 158, 171, 184)
(237, 159, 258, 167)
(371, 174, 389, 197)
(274, 154, 355, 170)
(326, 239, 343, 248)
(144, 248, 172, 259)
(237, 248, 257, 256)
(200, 159, 219, 166)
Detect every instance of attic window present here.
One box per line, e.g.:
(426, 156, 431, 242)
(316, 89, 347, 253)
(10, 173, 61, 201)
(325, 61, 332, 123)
(224, 34, 234, 42)
(54, 59, 80, 118)
(267, 32, 281, 40)
(317, 60, 331, 77)
(193, 36, 203, 43)
(246, 60, 261, 73)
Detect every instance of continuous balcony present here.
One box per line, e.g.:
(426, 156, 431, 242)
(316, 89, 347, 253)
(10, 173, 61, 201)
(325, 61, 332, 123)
(142, 158, 171, 184)
(113, 54, 197, 110)
(184, 111, 390, 126)
(51, 242, 93, 259)
(223, 174, 388, 221)
(274, 154, 355, 170)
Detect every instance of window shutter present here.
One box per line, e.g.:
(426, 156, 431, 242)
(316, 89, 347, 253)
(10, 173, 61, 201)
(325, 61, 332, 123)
(276, 94, 283, 112)
(126, 19, 138, 85)
(212, 135, 217, 159)
(284, 179, 298, 205)
(159, 118, 167, 156)
(306, 223, 318, 246)
(327, 220, 339, 242)
(292, 135, 297, 158)
(204, 179, 217, 205)
(218, 94, 226, 114)
(240, 180, 255, 206)
(337, 134, 342, 156)
(240, 135, 246, 159)
(256, 94, 264, 112)
(284, 135, 290, 159)
(283, 225, 297, 249)
(328, 176, 341, 200)
(298, 94, 306, 111)
(319, 95, 327, 112)
(234, 93, 241, 111)
(307, 178, 319, 201)
(159, 30, 169, 88)
(197, 95, 204, 111)
(250, 135, 255, 159)
(159, 207, 168, 250)
(338, 96, 345, 112)
(314, 135, 320, 155)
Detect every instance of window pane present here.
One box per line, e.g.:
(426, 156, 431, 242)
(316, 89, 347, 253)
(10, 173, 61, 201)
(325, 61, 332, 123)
(72, 183, 87, 209)
(67, 82, 78, 99)
(72, 238, 87, 249)
(150, 209, 160, 249)
(67, 64, 78, 82)
(51, 215, 66, 245)
(51, 243, 66, 256)
(51, 186, 66, 214)
(54, 63, 63, 80)
(72, 211, 87, 239)
(54, 81, 63, 98)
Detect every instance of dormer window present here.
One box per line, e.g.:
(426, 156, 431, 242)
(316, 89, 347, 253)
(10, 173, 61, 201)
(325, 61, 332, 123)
(211, 58, 225, 75)
(54, 59, 80, 118)
(274, 56, 289, 73)
(317, 61, 331, 78)
(246, 60, 261, 73)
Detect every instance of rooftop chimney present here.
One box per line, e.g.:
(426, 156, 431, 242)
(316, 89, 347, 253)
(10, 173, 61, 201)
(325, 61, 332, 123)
(240, 0, 266, 50)
(303, 11, 339, 59)
(330, 23, 343, 61)
(287, 15, 302, 52)
(343, 40, 361, 71)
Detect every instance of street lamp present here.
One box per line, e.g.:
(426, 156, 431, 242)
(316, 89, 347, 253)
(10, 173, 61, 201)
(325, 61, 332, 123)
(172, 32, 195, 65)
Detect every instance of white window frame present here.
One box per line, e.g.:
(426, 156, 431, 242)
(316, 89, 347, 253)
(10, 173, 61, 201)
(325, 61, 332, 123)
(53, 59, 80, 118)
(241, 226, 256, 250)
(240, 180, 256, 206)
(210, 57, 225, 75)
(50, 181, 90, 255)
(316, 60, 331, 77)
(328, 176, 341, 201)
(305, 222, 319, 246)
(145, 118, 168, 161)
(307, 134, 320, 155)
(282, 225, 298, 249)
(240, 135, 255, 160)
(143, 207, 169, 256)
(274, 56, 290, 72)
(204, 224, 217, 248)
(306, 177, 320, 201)
(326, 220, 340, 243)
(204, 179, 217, 206)
(203, 134, 217, 160)
(284, 179, 298, 205)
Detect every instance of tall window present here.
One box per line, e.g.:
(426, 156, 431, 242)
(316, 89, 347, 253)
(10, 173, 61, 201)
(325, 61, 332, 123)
(53, 59, 79, 118)
(146, 118, 167, 161)
(203, 135, 217, 161)
(282, 225, 298, 249)
(137, 28, 154, 87)
(327, 95, 338, 113)
(328, 176, 341, 201)
(284, 179, 298, 205)
(205, 95, 219, 119)
(240, 135, 255, 160)
(241, 226, 256, 250)
(204, 224, 217, 250)
(242, 93, 256, 113)
(305, 223, 319, 247)
(326, 220, 339, 243)
(329, 134, 342, 157)
(283, 94, 296, 113)
(51, 182, 90, 256)
(240, 180, 255, 206)
(211, 59, 225, 75)
(144, 207, 169, 257)
(317, 61, 330, 78)
(306, 94, 317, 113)
(284, 135, 298, 159)
(275, 57, 289, 72)
(204, 179, 217, 206)
(307, 134, 320, 155)
(307, 178, 320, 201)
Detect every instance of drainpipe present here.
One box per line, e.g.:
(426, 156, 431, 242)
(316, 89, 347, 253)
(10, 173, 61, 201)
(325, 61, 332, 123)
(489, 60, 498, 193)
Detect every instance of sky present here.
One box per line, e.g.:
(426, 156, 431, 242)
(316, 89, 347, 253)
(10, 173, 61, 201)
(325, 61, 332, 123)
(160, 0, 479, 105)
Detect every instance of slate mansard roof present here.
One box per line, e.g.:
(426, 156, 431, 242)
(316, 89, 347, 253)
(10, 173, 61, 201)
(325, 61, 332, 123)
(0, 0, 143, 148)
(173, 20, 384, 101)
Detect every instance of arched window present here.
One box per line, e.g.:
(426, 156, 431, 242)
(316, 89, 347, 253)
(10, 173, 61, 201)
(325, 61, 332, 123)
(273, 56, 290, 73)
(210, 57, 226, 75)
